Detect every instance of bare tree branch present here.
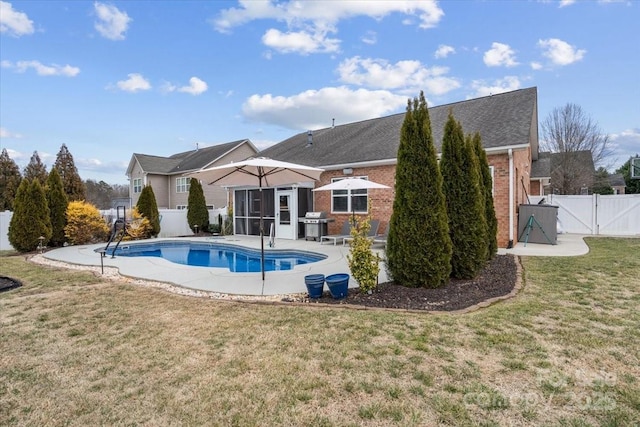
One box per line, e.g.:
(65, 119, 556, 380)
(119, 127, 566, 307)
(541, 103, 613, 194)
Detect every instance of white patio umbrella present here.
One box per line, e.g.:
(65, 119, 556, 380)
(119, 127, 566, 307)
(186, 157, 324, 285)
(312, 177, 390, 223)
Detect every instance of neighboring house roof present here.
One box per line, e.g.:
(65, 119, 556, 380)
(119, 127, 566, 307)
(126, 139, 257, 176)
(530, 150, 596, 180)
(259, 87, 538, 168)
(530, 158, 551, 179)
(609, 173, 626, 187)
(531, 152, 551, 179)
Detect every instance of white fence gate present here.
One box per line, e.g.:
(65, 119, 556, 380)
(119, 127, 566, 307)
(529, 194, 640, 236)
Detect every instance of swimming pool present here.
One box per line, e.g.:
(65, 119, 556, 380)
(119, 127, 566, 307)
(101, 241, 327, 273)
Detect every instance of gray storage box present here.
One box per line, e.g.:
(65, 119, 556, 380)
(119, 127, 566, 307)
(518, 204, 558, 245)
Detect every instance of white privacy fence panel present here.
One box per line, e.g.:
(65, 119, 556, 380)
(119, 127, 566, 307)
(100, 208, 228, 237)
(0, 211, 13, 251)
(528, 194, 640, 236)
(596, 195, 640, 235)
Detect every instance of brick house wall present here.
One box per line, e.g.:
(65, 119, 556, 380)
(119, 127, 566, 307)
(314, 148, 532, 248)
(315, 165, 396, 236)
(530, 180, 542, 196)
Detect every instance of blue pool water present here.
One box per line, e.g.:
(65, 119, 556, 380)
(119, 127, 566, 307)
(101, 241, 326, 272)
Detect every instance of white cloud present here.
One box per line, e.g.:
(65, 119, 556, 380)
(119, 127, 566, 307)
(115, 73, 151, 92)
(610, 128, 640, 168)
(213, 0, 444, 32)
(212, 1, 443, 55)
(434, 44, 455, 59)
(337, 56, 460, 95)
(161, 77, 209, 95)
(0, 1, 34, 36)
(469, 76, 521, 98)
(538, 38, 586, 66)
(262, 28, 340, 54)
(2, 60, 80, 76)
(0, 127, 24, 139)
(361, 30, 377, 45)
(483, 42, 519, 67)
(242, 86, 407, 130)
(530, 61, 543, 70)
(559, 0, 576, 7)
(94, 2, 131, 41)
(178, 77, 208, 95)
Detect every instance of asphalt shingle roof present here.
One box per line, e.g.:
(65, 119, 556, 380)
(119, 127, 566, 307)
(131, 139, 251, 175)
(260, 87, 537, 167)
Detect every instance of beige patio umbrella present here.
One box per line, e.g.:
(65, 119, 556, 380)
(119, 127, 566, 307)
(187, 157, 324, 285)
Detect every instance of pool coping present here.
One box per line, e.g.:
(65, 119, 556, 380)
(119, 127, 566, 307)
(43, 236, 389, 296)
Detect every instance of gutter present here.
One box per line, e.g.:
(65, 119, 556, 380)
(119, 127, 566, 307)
(508, 148, 514, 248)
(320, 144, 529, 171)
(320, 158, 397, 171)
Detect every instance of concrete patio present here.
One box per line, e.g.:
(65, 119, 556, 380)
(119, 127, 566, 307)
(42, 233, 590, 296)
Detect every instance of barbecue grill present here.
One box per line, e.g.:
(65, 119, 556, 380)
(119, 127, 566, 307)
(301, 212, 334, 241)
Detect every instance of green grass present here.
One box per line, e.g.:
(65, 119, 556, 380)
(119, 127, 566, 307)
(1, 237, 639, 426)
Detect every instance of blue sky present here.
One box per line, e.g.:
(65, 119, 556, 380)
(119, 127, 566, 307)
(1, 0, 638, 184)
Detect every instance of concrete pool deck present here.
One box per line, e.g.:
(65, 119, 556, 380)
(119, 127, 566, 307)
(43, 235, 387, 296)
(42, 233, 590, 296)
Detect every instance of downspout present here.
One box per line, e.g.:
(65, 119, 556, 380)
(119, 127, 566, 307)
(507, 149, 514, 248)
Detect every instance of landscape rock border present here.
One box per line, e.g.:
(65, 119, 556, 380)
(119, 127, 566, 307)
(27, 253, 523, 314)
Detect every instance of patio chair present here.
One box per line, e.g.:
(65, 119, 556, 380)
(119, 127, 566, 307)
(372, 222, 389, 247)
(320, 221, 353, 245)
(342, 219, 381, 246)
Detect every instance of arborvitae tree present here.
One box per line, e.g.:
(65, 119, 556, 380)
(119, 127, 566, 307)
(46, 167, 69, 247)
(54, 144, 86, 201)
(23, 151, 48, 184)
(0, 148, 22, 211)
(440, 113, 487, 279)
(385, 91, 452, 288)
(136, 185, 160, 237)
(8, 178, 52, 252)
(187, 178, 209, 233)
(472, 132, 498, 258)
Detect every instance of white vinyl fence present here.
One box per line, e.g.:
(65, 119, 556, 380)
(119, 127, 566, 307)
(0, 211, 13, 251)
(528, 194, 640, 236)
(100, 208, 228, 238)
(1, 208, 229, 251)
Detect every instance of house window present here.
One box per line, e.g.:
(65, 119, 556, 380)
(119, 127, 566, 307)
(133, 178, 142, 194)
(331, 176, 368, 214)
(176, 177, 190, 193)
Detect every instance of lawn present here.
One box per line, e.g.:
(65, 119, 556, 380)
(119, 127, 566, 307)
(1, 237, 639, 426)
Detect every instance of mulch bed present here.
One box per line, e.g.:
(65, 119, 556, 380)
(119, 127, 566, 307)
(0, 276, 22, 293)
(300, 254, 518, 312)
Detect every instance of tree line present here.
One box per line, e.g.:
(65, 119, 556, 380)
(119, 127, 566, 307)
(0, 144, 129, 212)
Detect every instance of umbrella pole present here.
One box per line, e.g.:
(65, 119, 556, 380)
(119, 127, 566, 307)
(260, 186, 265, 293)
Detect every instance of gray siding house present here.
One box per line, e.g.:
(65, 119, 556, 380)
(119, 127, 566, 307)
(126, 139, 258, 209)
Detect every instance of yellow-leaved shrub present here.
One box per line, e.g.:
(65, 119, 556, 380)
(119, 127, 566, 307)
(347, 214, 381, 293)
(64, 201, 110, 245)
(123, 207, 154, 240)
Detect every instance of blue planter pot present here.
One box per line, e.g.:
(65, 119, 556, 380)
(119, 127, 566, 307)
(304, 274, 325, 299)
(326, 273, 349, 299)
